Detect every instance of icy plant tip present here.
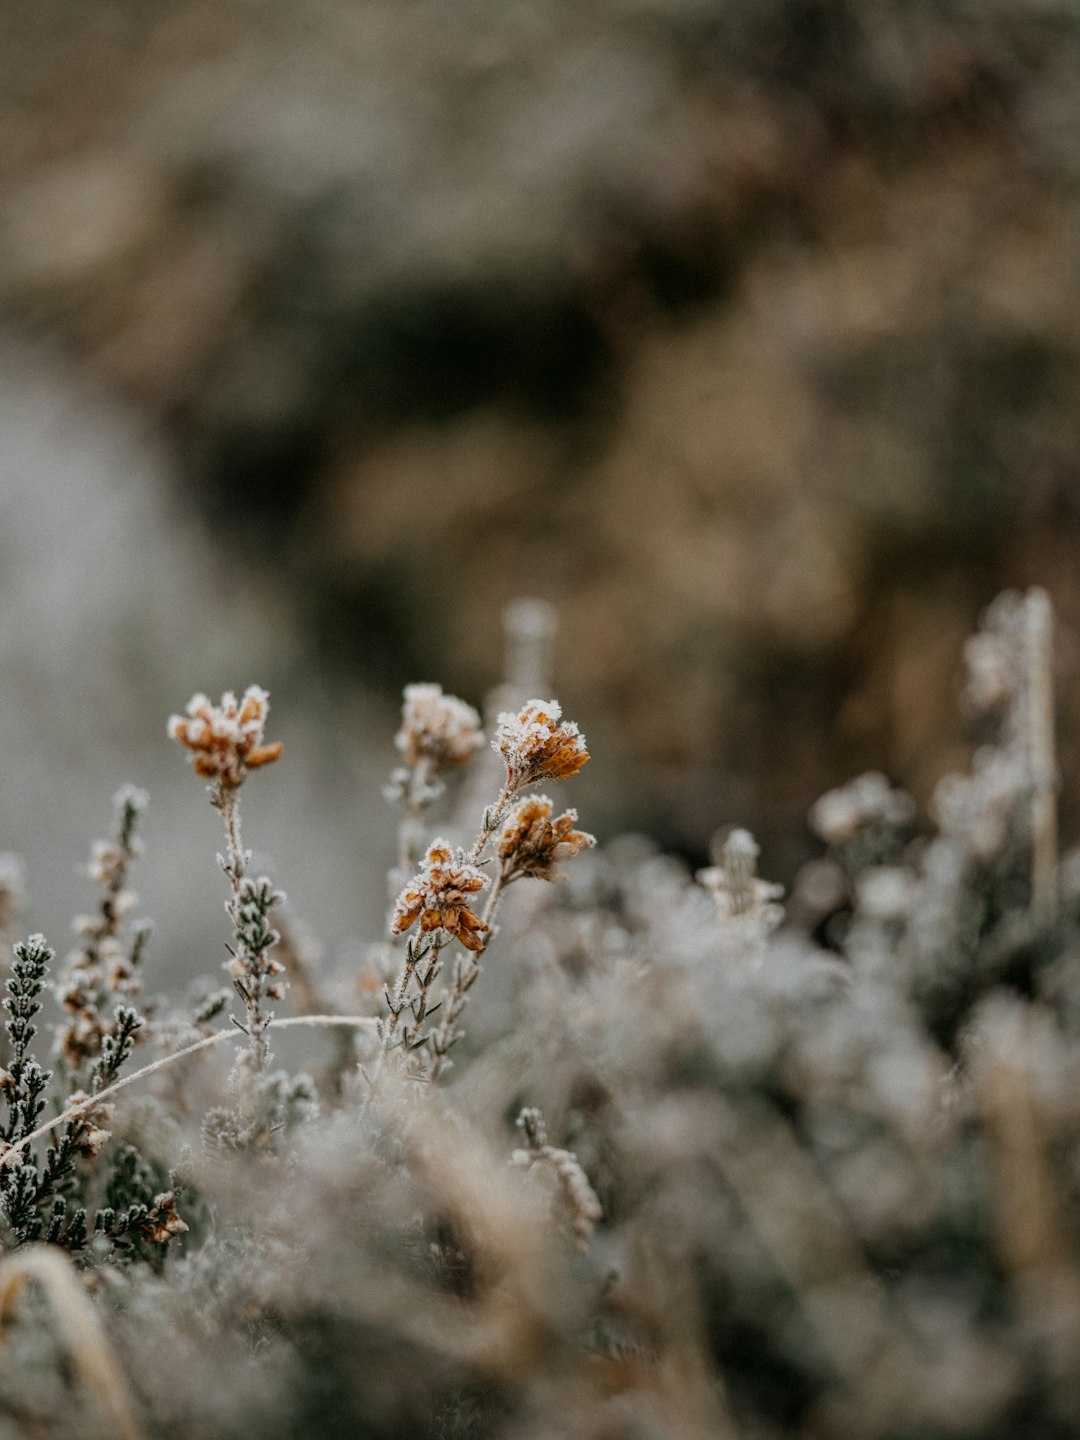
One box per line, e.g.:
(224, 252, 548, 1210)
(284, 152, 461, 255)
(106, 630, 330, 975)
(494, 699, 589, 787)
(168, 686, 282, 788)
(391, 841, 490, 952)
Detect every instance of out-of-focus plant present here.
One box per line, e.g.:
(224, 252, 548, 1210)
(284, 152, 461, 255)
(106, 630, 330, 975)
(2, 589, 1080, 1440)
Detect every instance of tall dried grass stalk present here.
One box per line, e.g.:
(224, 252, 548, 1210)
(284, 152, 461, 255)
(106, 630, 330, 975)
(0, 1246, 145, 1440)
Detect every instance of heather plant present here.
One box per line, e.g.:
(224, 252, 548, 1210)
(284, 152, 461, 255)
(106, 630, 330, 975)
(6, 588, 1080, 1440)
(168, 687, 317, 1150)
(382, 693, 592, 1078)
(0, 788, 182, 1262)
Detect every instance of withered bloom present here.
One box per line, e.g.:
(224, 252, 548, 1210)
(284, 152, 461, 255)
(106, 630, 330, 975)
(139, 1191, 189, 1245)
(391, 841, 490, 952)
(494, 699, 589, 786)
(499, 796, 595, 882)
(55, 1012, 107, 1070)
(396, 684, 484, 772)
(65, 1091, 114, 1157)
(168, 686, 283, 788)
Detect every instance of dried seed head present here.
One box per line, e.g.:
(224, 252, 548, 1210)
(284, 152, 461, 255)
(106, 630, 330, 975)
(139, 1192, 188, 1245)
(391, 840, 490, 952)
(494, 699, 589, 786)
(168, 686, 283, 789)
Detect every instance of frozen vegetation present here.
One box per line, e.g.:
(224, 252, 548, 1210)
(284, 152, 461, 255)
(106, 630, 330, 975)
(0, 589, 1078, 1440)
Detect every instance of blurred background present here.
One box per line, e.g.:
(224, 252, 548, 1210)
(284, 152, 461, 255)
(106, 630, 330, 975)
(5, 0, 1080, 983)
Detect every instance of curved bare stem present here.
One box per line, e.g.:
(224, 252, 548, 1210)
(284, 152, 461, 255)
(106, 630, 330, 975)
(0, 1015, 378, 1170)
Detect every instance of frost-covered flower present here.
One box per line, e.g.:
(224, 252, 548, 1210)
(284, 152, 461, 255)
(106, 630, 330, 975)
(932, 747, 1025, 860)
(494, 699, 589, 786)
(391, 840, 490, 952)
(168, 686, 283, 788)
(65, 1091, 114, 1157)
(698, 829, 784, 929)
(498, 796, 595, 881)
(395, 684, 484, 771)
(139, 1191, 188, 1245)
(809, 773, 915, 846)
(55, 1010, 107, 1070)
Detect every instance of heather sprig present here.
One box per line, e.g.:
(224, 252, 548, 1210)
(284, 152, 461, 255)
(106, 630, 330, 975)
(55, 786, 152, 1079)
(382, 694, 594, 1077)
(0, 937, 91, 1248)
(226, 875, 287, 1073)
(512, 1105, 602, 1250)
(2, 934, 53, 1145)
(169, 687, 321, 1152)
(0, 929, 173, 1254)
(697, 827, 784, 936)
(168, 688, 286, 1074)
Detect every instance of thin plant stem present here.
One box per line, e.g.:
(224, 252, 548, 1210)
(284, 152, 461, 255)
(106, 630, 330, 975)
(399, 759, 434, 876)
(481, 869, 507, 925)
(215, 781, 274, 1072)
(468, 779, 516, 863)
(217, 782, 246, 890)
(0, 1016, 378, 1171)
(428, 867, 511, 1078)
(384, 933, 443, 1048)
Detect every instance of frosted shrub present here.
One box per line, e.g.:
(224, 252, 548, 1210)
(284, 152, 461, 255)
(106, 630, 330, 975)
(3, 589, 1080, 1440)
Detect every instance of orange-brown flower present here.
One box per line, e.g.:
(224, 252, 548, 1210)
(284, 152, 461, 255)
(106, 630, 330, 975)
(138, 1191, 189, 1245)
(494, 700, 588, 786)
(168, 686, 283, 788)
(498, 796, 595, 881)
(396, 684, 484, 771)
(391, 840, 490, 952)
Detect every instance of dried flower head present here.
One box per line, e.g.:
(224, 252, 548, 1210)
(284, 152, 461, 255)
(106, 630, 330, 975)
(391, 841, 490, 952)
(698, 828, 784, 929)
(55, 1011, 107, 1071)
(809, 772, 915, 846)
(933, 747, 1025, 861)
(65, 1092, 114, 1157)
(498, 795, 595, 881)
(494, 699, 589, 786)
(139, 1191, 188, 1245)
(168, 686, 283, 788)
(396, 684, 484, 771)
